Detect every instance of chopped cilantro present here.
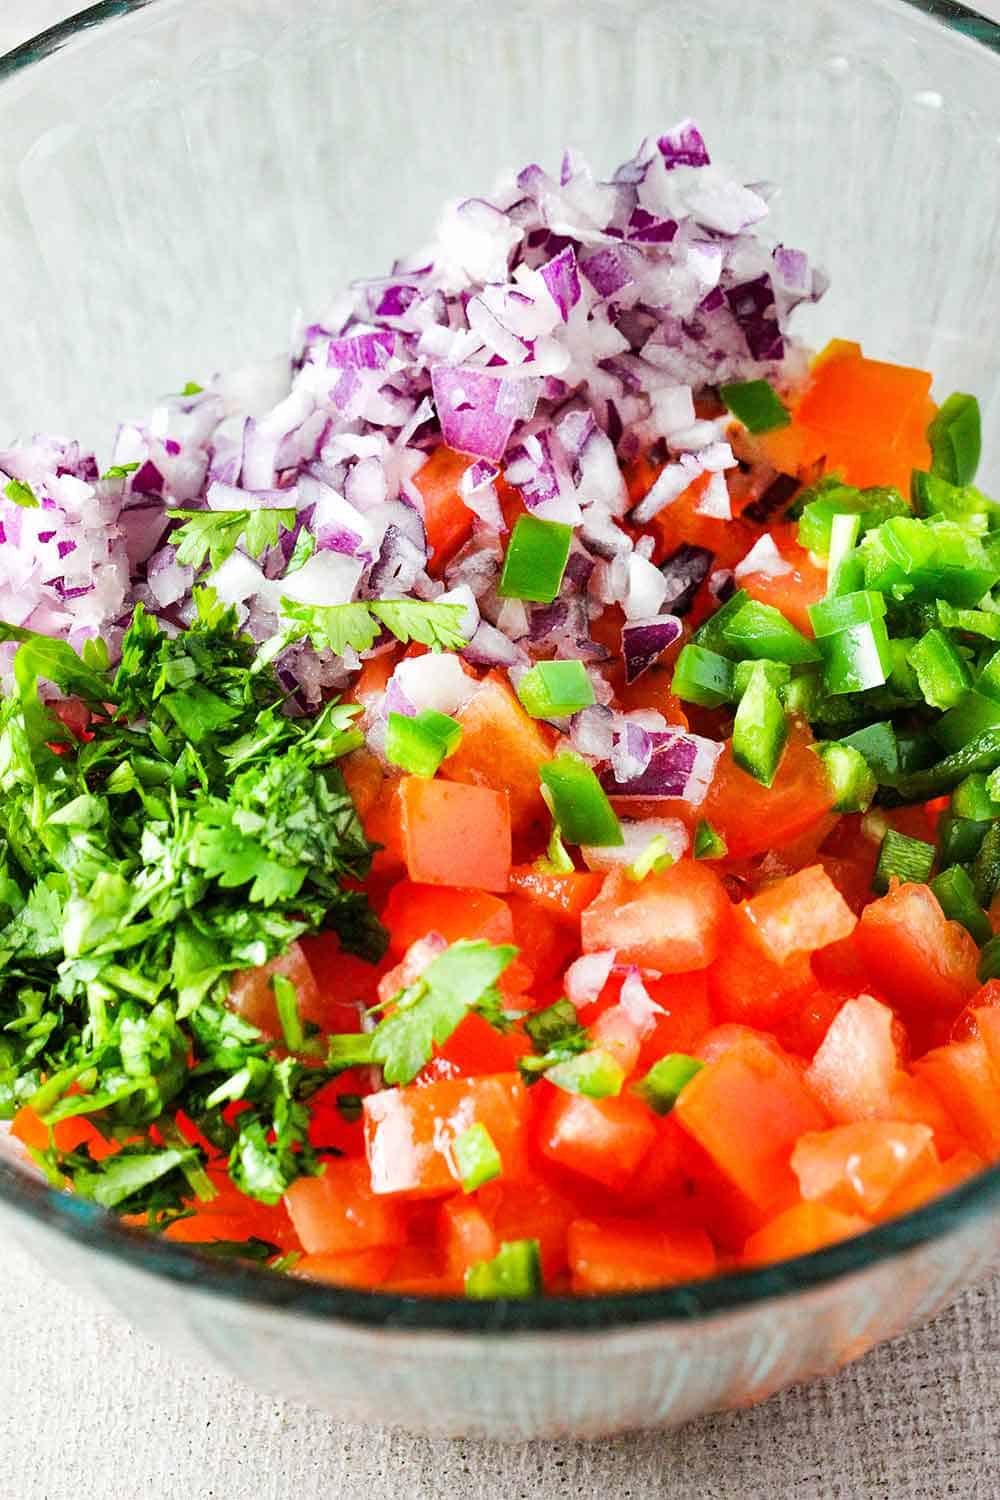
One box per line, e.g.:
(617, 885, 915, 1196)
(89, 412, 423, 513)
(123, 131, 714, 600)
(367, 939, 518, 1085)
(0, 599, 386, 1213)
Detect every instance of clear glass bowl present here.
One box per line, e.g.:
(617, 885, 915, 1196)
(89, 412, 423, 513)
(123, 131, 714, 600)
(1, 0, 999, 1441)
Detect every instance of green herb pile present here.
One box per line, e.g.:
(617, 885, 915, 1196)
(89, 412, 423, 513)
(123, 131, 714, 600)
(0, 591, 385, 1222)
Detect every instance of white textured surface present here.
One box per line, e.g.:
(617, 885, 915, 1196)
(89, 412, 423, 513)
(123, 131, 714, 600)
(1, 3, 1000, 1495)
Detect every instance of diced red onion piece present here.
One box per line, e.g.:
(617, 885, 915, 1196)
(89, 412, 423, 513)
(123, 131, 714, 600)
(735, 532, 792, 580)
(621, 614, 682, 682)
(565, 949, 616, 1008)
(618, 968, 665, 1036)
(601, 729, 722, 805)
(582, 816, 690, 871)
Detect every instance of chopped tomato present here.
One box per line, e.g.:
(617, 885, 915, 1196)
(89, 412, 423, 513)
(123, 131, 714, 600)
(951, 980, 1000, 1041)
(507, 865, 604, 926)
(440, 673, 554, 841)
(581, 862, 730, 974)
(505, 892, 577, 986)
(284, 1158, 410, 1254)
(295, 1247, 398, 1288)
(738, 524, 827, 636)
(485, 1175, 581, 1280)
(417, 1012, 531, 1083)
(785, 344, 933, 494)
(340, 748, 385, 822)
(364, 1073, 529, 1197)
(413, 445, 475, 573)
(438, 1197, 498, 1281)
(674, 1035, 828, 1215)
(805, 994, 903, 1124)
(567, 1218, 715, 1293)
(915, 1037, 1000, 1162)
(708, 905, 815, 1031)
(854, 883, 979, 1042)
(742, 865, 857, 965)
(381, 881, 514, 957)
(701, 720, 834, 860)
(743, 1202, 868, 1266)
(637, 970, 713, 1069)
(791, 1120, 936, 1218)
(227, 940, 321, 1038)
(877, 1147, 984, 1219)
(399, 776, 512, 892)
(10, 1105, 112, 1158)
(537, 1088, 658, 1193)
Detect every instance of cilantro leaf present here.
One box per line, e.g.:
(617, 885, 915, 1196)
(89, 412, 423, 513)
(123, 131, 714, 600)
(273, 597, 469, 658)
(167, 508, 296, 572)
(369, 940, 518, 1085)
(370, 599, 468, 649)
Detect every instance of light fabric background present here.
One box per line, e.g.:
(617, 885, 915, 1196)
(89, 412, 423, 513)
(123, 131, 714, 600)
(1, 4, 999, 1497)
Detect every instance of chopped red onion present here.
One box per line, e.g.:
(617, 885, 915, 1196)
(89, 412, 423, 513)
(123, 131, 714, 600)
(735, 532, 792, 580)
(565, 949, 616, 1008)
(611, 719, 654, 783)
(431, 366, 539, 463)
(658, 119, 711, 170)
(621, 615, 683, 682)
(569, 703, 615, 760)
(618, 969, 665, 1035)
(582, 816, 690, 871)
(658, 544, 714, 616)
(601, 728, 722, 804)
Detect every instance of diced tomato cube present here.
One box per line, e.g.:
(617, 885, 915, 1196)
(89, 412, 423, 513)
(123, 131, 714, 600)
(227, 940, 320, 1038)
(877, 1147, 985, 1219)
(413, 445, 476, 573)
(416, 1011, 531, 1083)
(882, 1070, 963, 1158)
(805, 994, 902, 1124)
(743, 1202, 868, 1266)
(708, 905, 815, 1030)
(484, 1175, 581, 1280)
(742, 865, 856, 965)
(675, 1036, 828, 1215)
(441, 674, 554, 840)
(438, 1196, 498, 1281)
(10, 1105, 107, 1157)
(381, 881, 515, 957)
(567, 1218, 715, 1293)
(294, 1247, 398, 1288)
(700, 720, 834, 860)
(364, 1073, 529, 1198)
(738, 524, 827, 637)
(536, 1089, 658, 1193)
(915, 1037, 1000, 1162)
(581, 862, 730, 974)
(854, 883, 979, 1040)
(284, 1158, 409, 1255)
(297, 933, 391, 1033)
(505, 892, 577, 986)
(399, 777, 512, 892)
(791, 1120, 936, 1218)
(507, 866, 605, 926)
(636, 971, 713, 1070)
(952, 983, 1000, 1043)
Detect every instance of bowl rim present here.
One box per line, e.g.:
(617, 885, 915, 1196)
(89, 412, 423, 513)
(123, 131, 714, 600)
(0, 0, 998, 1335)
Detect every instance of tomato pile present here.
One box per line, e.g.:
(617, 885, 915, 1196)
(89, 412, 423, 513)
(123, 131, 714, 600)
(14, 340, 999, 1297)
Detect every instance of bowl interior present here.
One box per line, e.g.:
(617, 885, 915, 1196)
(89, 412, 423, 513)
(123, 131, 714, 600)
(0, 0, 999, 1338)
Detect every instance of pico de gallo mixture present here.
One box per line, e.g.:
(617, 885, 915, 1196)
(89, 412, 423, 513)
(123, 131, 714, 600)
(1, 123, 999, 1299)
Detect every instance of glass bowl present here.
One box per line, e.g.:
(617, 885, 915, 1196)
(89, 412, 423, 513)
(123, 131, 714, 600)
(1, 0, 999, 1441)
